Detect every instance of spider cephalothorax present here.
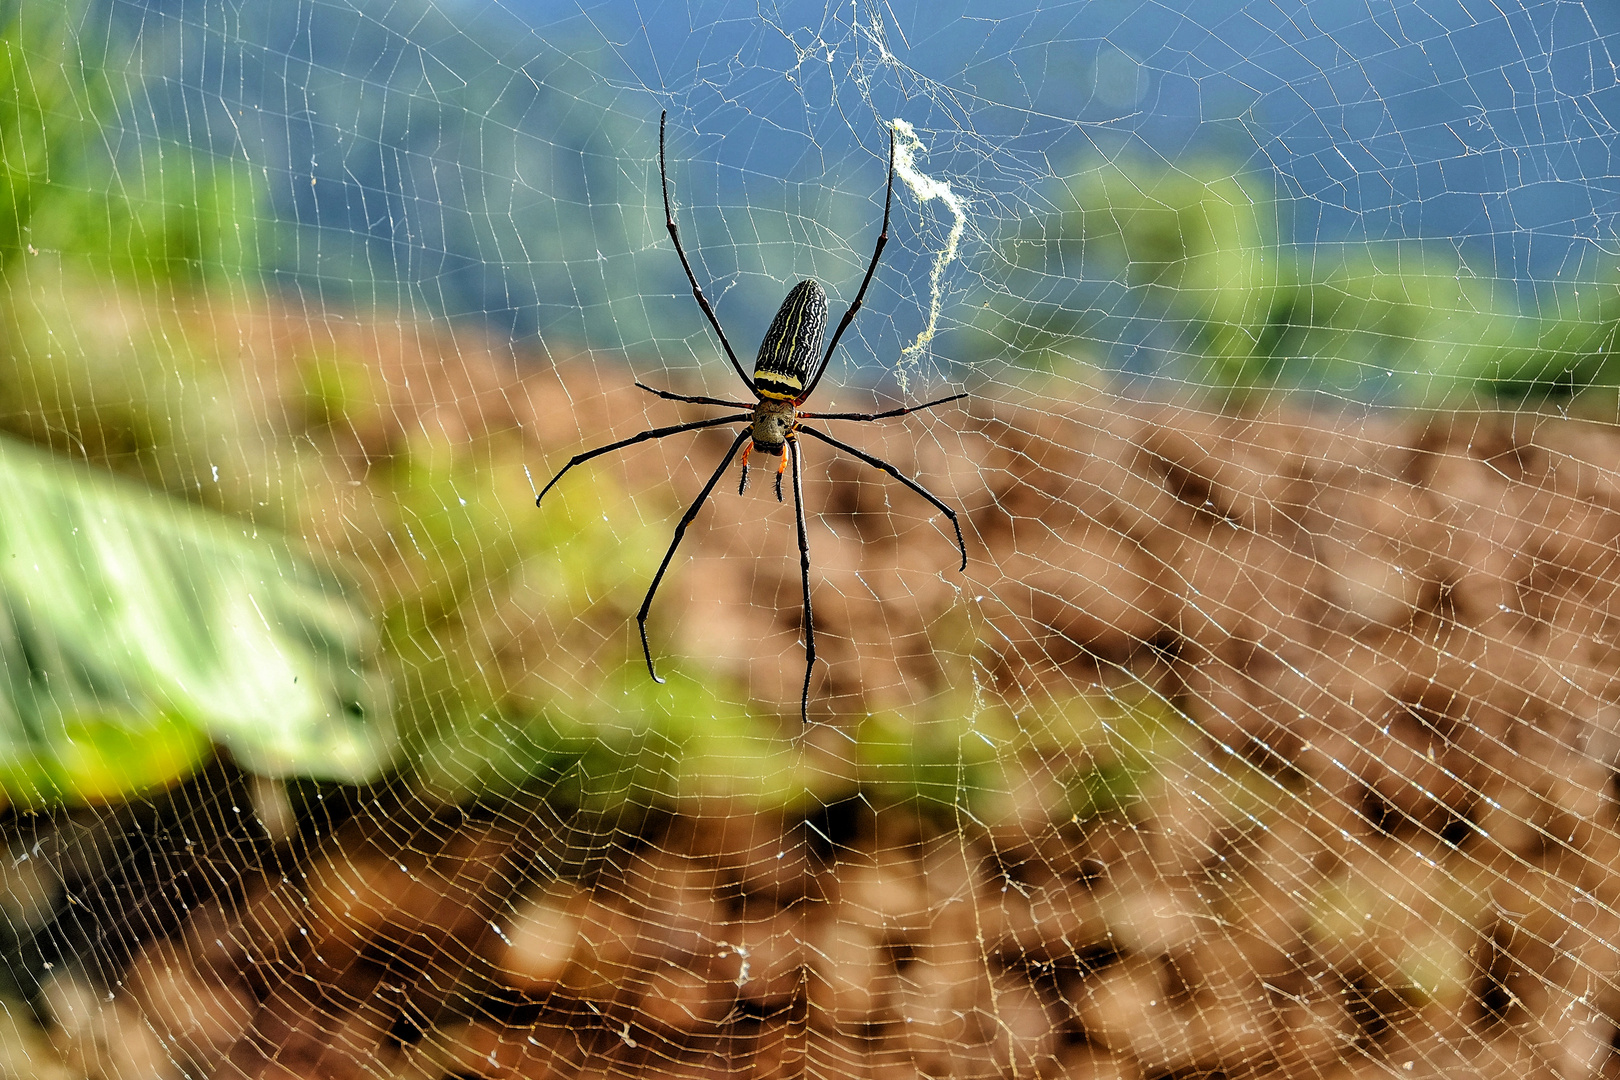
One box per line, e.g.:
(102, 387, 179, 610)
(536, 112, 966, 723)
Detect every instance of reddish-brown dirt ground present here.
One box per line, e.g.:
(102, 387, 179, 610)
(8, 297, 1620, 1079)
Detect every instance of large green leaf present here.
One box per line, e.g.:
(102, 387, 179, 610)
(0, 436, 393, 805)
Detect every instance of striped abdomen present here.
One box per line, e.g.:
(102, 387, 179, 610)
(753, 280, 827, 401)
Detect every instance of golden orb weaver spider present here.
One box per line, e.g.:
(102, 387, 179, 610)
(536, 112, 967, 724)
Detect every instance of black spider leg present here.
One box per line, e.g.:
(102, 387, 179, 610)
(637, 427, 754, 684)
(635, 381, 753, 409)
(803, 392, 967, 422)
(535, 413, 752, 505)
(789, 438, 814, 725)
(799, 426, 967, 571)
(661, 111, 754, 394)
(799, 126, 896, 404)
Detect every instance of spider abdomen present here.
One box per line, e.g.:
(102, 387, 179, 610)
(753, 279, 827, 402)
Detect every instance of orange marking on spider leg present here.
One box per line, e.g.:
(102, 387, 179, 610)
(737, 443, 753, 495)
(774, 447, 790, 502)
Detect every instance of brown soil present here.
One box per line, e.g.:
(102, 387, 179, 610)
(9, 291, 1620, 1078)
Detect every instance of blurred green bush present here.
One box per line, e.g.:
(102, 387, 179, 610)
(0, 1, 264, 289)
(966, 152, 1620, 405)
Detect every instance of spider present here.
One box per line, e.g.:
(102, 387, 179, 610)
(536, 112, 967, 723)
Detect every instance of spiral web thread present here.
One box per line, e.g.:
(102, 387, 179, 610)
(3, 2, 1620, 1079)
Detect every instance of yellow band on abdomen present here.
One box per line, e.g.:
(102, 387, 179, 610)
(754, 372, 803, 400)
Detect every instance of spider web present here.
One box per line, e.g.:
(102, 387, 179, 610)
(3, 1, 1620, 1079)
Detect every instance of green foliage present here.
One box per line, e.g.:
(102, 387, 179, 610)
(1454, 274, 1620, 401)
(0, 0, 105, 265)
(28, 147, 268, 290)
(0, 0, 266, 288)
(0, 435, 393, 807)
(1064, 159, 1282, 377)
(979, 152, 1620, 404)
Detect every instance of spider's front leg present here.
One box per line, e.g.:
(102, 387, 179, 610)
(735, 443, 790, 501)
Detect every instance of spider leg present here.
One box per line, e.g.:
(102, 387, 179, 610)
(802, 392, 967, 422)
(536, 413, 752, 506)
(738, 444, 752, 495)
(799, 426, 967, 572)
(637, 427, 753, 684)
(800, 125, 896, 403)
(635, 381, 753, 409)
(789, 438, 815, 725)
(775, 448, 788, 503)
(661, 111, 755, 394)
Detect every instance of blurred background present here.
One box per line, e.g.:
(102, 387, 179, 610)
(3, 2, 1620, 1078)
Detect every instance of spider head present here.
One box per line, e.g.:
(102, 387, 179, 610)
(750, 397, 797, 453)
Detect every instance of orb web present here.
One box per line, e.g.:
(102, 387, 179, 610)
(1, 2, 1619, 1080)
